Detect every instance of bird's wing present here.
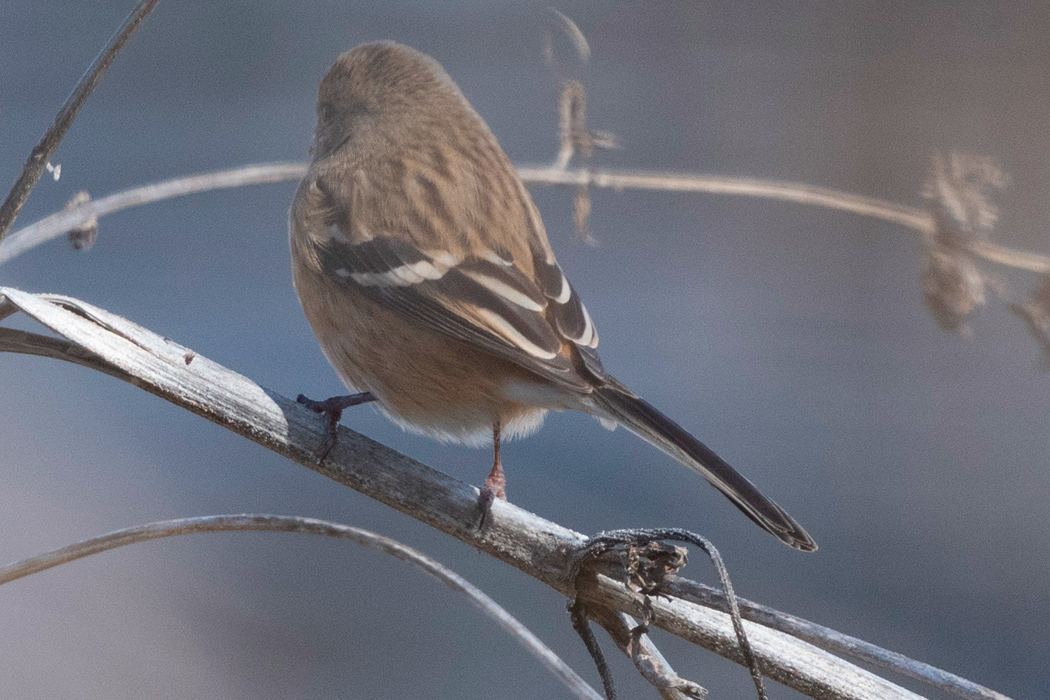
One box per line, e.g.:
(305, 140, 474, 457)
(528, 246, 609, 380)
(314, 212, 601, 392)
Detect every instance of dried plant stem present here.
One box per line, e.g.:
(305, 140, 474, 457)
(968, 240, 1050, 273)
(0, 0, 160, 242)
(0, 163, 307, 265)
(569, 600, 620, 700)
(5, 161, 1047, 274)
(0, 513, 604, 700)
(519, 167, 933, 232)
(588, 607, 703, 700)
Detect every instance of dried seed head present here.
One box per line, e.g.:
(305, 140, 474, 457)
(543, 18, 615, 244)
(923, 151, 1007, 246)
(624, 542, 688, 595)
(920, 244, 986, 332)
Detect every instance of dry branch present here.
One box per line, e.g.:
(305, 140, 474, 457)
(0, 286, 1010, 700)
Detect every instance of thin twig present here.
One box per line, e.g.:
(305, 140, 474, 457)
(969, 239, 1050, 273)
(544, 8, 592, 68)
(0, 514, 604, 700)
(0, 163, 307, 265)
(569, 600, 618, 700)
(520, 166, 934, 232)
(627, 601, 708, 699)
(0, 0, 160, 242)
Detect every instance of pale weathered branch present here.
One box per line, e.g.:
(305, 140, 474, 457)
(661, 577, 1010, 700)
(4, 162, 1050, 275)
(0, 287, 1011, 700)
(0, 327, 132, 382)
(0, 513, 604, 700)
(0, 0, 160, 242)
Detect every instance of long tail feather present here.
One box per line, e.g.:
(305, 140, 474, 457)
(592, 384, 817, 551)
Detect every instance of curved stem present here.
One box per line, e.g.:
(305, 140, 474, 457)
(5, 162, 1050, 274)
(520, 166, 935, 233)
(0, 513, 604, 700)
(0, 163, 307, 265)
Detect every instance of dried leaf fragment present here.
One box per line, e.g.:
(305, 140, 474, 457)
(920, 244, 986, 332)
(923, 151, 1007, 245)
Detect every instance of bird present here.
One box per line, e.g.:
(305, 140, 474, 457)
(289, 41, 817, 552)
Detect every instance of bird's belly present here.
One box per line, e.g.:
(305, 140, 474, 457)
(295, 267, 557, 445)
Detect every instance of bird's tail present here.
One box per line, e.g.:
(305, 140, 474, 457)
(591, 383, 817, 551)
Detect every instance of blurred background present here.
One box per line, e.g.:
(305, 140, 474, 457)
(2, 1, 1048, 698)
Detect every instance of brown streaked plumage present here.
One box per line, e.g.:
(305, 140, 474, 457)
(290, 41, 817, 551)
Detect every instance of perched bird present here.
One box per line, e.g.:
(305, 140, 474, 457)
(290, 41, 817, 552)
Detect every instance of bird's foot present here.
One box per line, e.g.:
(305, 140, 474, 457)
(475, 468, 507, 531)
(296, 391, 375, 461)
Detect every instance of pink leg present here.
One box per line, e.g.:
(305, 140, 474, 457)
(483, 421, 507, 500)
(476, 421, 506, 529)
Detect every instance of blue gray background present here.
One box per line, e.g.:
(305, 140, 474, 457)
(2, 2, 1048, 698)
